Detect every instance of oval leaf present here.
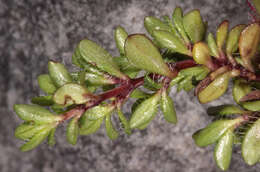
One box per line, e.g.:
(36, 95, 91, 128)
(85, 105, 114, 121)
(144, 16, 172, 36)
(192, 118, 242, 147)
(198, 72, 231, 104)
(239, 23, 260, 72)
(20, 126, 52, 152)
(214, 129, 234, 171)
(14, 104, 62, 124)
(105, 114, 119, 140)
(152, 30, 191, 55)
(130, 92, 161, 129)
(53, 83, 92, 105)
(125, 34, 173, 78)
(232, 79, 252, 103)
(216, 20, 229, 50)
(37, 74, 57, 94)
(160, 90, 177, 124)
(242, 118, 260, 165)
(78, 39, 127, 79)
(207, 33, 220, 58)
(114, 26, 128, 55)
(226, 24, 246, 54)
(192, 42, 212, 66)
(172, 7, 190, 44)
(47, 128, 56, 146)
(183, 10, 205, 43)
(117, 108, 131, 135)
(66, 117, 79, 145)
(15, 123, 49, 140)
(79, 114, 104, 135)
(48, 61, 72, 87)
(207, 104, 245, 116)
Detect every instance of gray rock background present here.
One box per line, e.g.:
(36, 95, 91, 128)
(0, 0, 259, 171)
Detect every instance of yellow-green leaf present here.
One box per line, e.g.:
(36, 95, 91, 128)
(130, 92, 161, 129)
(216, 20, 229, 50)
(105, 114, 119, 140)
(66, 117, 79, 145)
(193, 118, 243, 147)
(53, 83, 92, 106)
(48, 61, 72, 87)
(144, 16, 172, 36)
(242, 118, 260, 165)
(114, 26, 128, 55)
(198, 72, 231, 104)
(14, 104, 62, 124)
(160, 90, 177, 124)
(214, 129, 234, 171)
(37, 74, 57, 94)
(183, 10, 205, 43)
(239, 23, 260, 72)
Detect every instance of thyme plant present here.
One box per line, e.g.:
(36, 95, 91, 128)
(14, 0, 260, 170)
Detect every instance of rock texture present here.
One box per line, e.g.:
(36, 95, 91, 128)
(0, 0, 259, 171)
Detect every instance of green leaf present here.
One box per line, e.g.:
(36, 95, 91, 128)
(85, 105, 114, 121)
(37, 74, 57, 94)
(114, 26, 128, 55)
(113, 56, 139, 72)
(160, 90, 177, 124)
(47, 128, 56, 146)
(124, 34, 173, 78)
(130, 89, 151, 99)
(242, 118, 260, 165)
(66, 117, 79, 145)
(207, 33, 220, 58)
(207, 105, 245, 116)
(53, 83, 92, 106)
(143, 73, 162, 90)
(239, 23, 260, 72)
(117, 108, 131, 135)
(169, 75, 184, 87)
(192, 118, 243, 147)
(14, 104, 62, 124)
(31, 95, 54, 106)
(51, 104, 66, 114)
(79, 114, 104, 135)
(177, 76, 193, 92)
(105, 114, 119, 140)
(15, 123, 50, 140)
(226, 24, 246, 54)
(178, 66, 210, 80)
(198, 72, 231, 104)
(216, 20, 229, 50)
(130, 92, 161, 129)
(48, 61, 72, 87)
(214, 129, 234, 171)
(152, 30, 191, 56)
(172, 7, 190, 44)
(242, 101, 260, 111)
(183, 10, 205, 43)
(78, 39, 127, 79)
(20, 126, 52, 152)
(144, 16, 172, 36)
(192, 42, 212, 66)
(232, 79, 252, 103)
(85, 72, 116, 85)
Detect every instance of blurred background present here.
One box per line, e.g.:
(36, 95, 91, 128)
(1, 0, 259, 171)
